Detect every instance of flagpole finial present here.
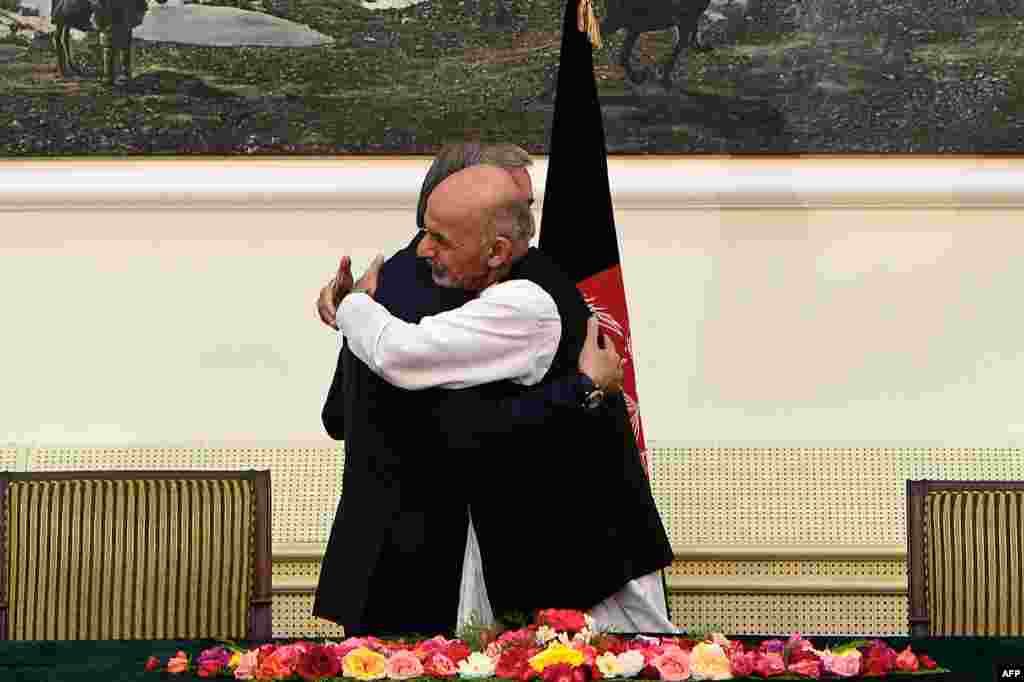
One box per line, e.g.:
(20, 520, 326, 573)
(577, 0, 603, 48)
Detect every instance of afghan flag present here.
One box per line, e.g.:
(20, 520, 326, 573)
(538, 0, 650, 479)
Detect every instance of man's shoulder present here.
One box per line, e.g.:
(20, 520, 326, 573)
(381, 233, 423, 269)
(510, 248, 586, 306)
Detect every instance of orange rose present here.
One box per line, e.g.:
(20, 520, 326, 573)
(167, 651, 189, 674)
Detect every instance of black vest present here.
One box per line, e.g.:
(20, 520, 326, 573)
(462, 248, 674, 615)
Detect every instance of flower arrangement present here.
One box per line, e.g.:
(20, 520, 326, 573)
(144, 609, 946, 680)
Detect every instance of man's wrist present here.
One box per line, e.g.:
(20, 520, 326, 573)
(577, 372, 605, 410)
(334, 286, 371, 312)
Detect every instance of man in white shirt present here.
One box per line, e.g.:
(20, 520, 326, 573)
(329, 164, 676, 634)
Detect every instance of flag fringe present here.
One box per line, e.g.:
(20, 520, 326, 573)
(576, 0, 603, 48)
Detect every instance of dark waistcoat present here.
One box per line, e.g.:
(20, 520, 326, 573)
(462, 248, 674, 616)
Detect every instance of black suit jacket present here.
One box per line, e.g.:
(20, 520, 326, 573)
(313, 235, 476, 636)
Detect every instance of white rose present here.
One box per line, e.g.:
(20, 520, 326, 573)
(572, 629, 593, 646)
(535, 626, 557, 645)
(457, 652, 496, 679)
(596, 652, 623, 678)
(617, 650, 646, 678)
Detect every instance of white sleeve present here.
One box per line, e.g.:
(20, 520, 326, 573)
(337, 280, 561, 390)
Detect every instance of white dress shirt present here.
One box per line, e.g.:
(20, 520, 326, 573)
(338, 279, 561, 390)
(337, 279, 677, 634)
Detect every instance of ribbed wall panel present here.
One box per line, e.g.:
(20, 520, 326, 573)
(7, 478, 254, 640)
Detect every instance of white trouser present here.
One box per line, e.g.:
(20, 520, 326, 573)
(457, 512, 677, 634)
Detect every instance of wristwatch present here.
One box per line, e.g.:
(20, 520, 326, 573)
(577, 373, 605, 411)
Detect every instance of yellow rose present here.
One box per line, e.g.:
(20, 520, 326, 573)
(229, 652, 241, 669)
(529, 643, 586, 672)
(688, 643, 732, 680)
(343, 646, 388, 681)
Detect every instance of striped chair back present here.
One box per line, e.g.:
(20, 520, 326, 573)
(0, 471, 272, 641)
(907, 480, 1024, 637)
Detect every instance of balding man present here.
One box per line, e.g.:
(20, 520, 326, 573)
(333, 164, 675, 633)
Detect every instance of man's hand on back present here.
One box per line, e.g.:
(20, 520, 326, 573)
(578, 316, 624, 394)
(316, 256, 355, 330)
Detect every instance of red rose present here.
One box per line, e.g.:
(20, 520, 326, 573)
(753, 653, 786, 677)
(424, 653, 458, 678)
(920, 654, 937, 670)
(496, 647, 540, 681)
(541, 663, 576, 682)
(296, 645, 341, 681)
(498, 629, 537, 649)
(196, 660, 221, 678)
(863, 641, 898, 676)
(598, 637, 628, 655)
(538, 609, 588, 632)
(639, 664, 660, 679)
(730, 650, 756, 677)
(788, 648, 819, 666)
(894, 647, 919, 673)
(144, 656, 160, 672)
(444, 642, 472, 664)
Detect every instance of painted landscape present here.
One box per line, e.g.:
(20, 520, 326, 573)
(2, 0, 1024, 154)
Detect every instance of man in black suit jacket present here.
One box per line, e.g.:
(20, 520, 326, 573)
(312, 144, 633, 637)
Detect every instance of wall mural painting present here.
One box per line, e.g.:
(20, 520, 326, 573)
(1, 0, 1023, 155)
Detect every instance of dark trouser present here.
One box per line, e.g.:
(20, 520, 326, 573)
(349, 507, 467, 638)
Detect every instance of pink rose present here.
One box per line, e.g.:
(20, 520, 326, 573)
(825, 652, 862, 678)
(652, 646, 690, 681)
(365, 637, 391, 654)
(413, 636, 449, 658)
(144, 656, 161, 672)
(386, 650, 425, 680)
(573, 644, 598, 667)
(234, 650, 260, 680)
(895, 647, 919, 672)
(787, 657, 822, 679)
(754, 652, 786, 677)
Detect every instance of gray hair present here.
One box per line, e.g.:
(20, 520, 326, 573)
(416, 142, 533, 229)
(482, 197, 536, 247)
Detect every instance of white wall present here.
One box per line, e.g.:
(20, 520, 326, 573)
(3, 159, 1024, 447)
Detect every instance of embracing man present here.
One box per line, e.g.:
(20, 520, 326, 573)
(313, 144, 675, 637)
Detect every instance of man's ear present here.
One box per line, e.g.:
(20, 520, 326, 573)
(487, 236, 513, 268)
